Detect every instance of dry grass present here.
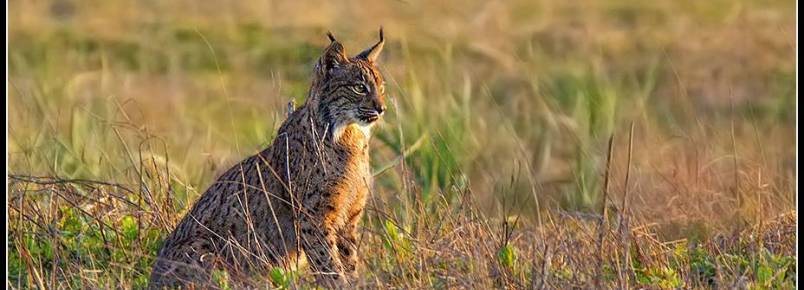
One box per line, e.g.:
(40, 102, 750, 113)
(7, 0, 796, 289)
(7, 173, 797, 289)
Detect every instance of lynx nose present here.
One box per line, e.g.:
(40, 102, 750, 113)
(375, 104, 386, 116)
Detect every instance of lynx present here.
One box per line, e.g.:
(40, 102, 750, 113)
(148, 29, 387, 289)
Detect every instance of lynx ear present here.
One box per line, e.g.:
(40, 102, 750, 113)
(317, 32, 348, 75)
(356, 27, 384, 62)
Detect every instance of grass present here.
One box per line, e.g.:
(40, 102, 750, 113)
(7, 0, 796, 289)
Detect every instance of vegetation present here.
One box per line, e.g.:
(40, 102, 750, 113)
(8, 0, 796, 288)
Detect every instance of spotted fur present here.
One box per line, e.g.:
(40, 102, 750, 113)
(148, 29, 387, 289)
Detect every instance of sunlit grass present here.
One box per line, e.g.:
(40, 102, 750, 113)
(7, 0, 796, 288)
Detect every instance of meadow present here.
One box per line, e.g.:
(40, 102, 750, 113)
(7, 0, 797, 288)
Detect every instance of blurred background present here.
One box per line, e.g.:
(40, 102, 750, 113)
(7, 0, 796, 287)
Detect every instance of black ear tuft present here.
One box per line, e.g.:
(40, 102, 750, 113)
(356, 27, 385, 62)
(317, 33, 348, 76)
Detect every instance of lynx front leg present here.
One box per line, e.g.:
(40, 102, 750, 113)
(299, 201, 346, 287)
(337, 210, 362, 278)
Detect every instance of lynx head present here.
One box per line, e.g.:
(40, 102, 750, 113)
(308, 28, 387, 141)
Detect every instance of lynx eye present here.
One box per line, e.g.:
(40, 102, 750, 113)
(350, 84, 367, 95)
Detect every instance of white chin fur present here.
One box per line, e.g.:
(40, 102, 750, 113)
(333, 122, 374, 141)
(355, 122, 374, 139)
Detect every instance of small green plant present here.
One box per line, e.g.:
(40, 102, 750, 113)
(120, 215, 139, 243)
(688, 245, 717, 286)
(636, 266, 683, 289)
(752, 248, 796, 289)
(268, 267, 298, 289)
(601, 264, 617, 282)
(211, 269, 231, 290)
(497, 244, 517, 270)
(382, 220, 412, 260)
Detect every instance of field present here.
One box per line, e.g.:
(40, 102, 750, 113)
(7, 0, 797, 289)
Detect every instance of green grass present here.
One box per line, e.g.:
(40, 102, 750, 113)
(7, 0, 796, 288)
